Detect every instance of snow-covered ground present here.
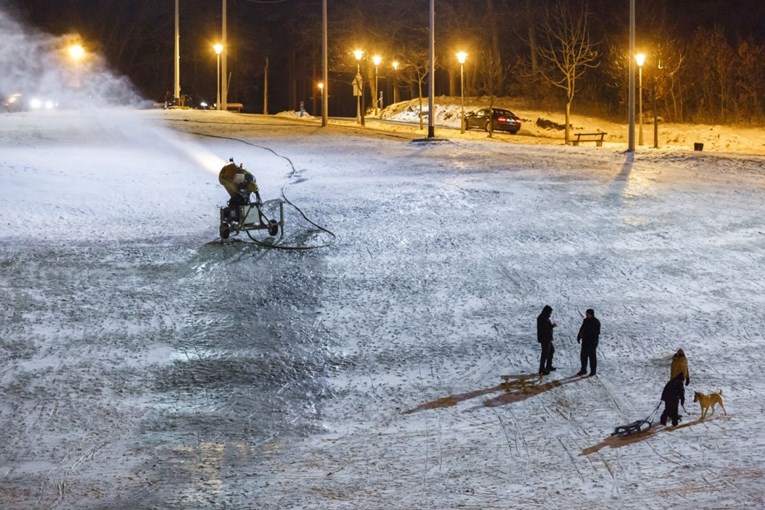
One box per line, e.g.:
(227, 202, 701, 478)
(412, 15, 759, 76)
(1, 108, 764, 509)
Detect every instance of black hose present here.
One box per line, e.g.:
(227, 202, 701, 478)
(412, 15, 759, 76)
(187, 130, 337, 250)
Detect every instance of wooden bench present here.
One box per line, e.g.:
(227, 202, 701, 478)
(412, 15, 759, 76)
(226, 102, 244, 113)
(572, 132, 607, 147)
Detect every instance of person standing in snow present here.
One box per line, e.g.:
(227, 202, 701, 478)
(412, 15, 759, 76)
(537, 305, 557, 375)
(660, 373, 686, 426)
(670, 348, 690, 386)
(577, 309, 601, 377)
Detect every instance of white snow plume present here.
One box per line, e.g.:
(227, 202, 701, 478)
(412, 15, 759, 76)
(0, 6, 145, 109)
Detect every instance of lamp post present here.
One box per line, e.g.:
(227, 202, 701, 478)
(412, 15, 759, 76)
(321, 0, 328, 126)
(427, 0, 435, 138)
(636, 52, 645, 146)
(354, 49, 364, 125)
(174, 0, 180, 104)
(372, 55, 381, 116)
(456, 51, 467, 133)
(392, 61, 400, 104)
(68, 44, 85, 89)
(318, 82, 324, 118)
(628, 0, 636, 152)
(213, 43, 223, 110)
(221, 0, 228, 111)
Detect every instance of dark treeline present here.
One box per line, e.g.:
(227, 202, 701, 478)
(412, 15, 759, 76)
(11, 0, 765, 122)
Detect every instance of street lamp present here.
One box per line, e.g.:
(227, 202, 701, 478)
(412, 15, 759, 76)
(456, 51, 467, 133)
(372, 55, 382, 116)
(213, 43, 223, 110)
(392, 61, 400, 104)
(68, 44, 85, 89)
(317, 82, 324, 118)
(354, 49, 365, 125)
(636, 52, 645, 146)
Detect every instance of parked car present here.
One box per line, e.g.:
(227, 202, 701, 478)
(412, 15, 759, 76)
(464, 108, 522, 134)
(2, 93, 24, 112)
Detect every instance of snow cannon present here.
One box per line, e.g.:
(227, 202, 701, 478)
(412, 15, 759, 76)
(218, 158, 283, 241)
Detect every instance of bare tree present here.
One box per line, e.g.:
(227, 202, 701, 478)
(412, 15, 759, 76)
(653, 38, 685, 122)
(537, 1, 599, 144)
(734, 41, 765, 120)
(525, 0, 539, 78)
(480, 49, 504, 137)
(399, 45, 430, 130)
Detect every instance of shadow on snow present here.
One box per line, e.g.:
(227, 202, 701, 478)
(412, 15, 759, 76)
(402, 372, 586, 415)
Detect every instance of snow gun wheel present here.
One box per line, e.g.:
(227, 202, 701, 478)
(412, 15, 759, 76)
(220, 223, 230, 240)
(267, 219, 279, 237)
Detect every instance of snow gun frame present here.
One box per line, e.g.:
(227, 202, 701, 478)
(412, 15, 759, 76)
(219, 200, 284, 241)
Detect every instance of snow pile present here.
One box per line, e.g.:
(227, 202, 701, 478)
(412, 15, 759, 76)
(375, 96, 765, 154)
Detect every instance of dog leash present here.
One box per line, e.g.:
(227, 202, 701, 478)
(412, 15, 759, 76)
(646, 401, 663, 423)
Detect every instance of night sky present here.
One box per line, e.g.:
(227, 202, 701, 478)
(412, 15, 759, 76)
(6, 1, 765, 115)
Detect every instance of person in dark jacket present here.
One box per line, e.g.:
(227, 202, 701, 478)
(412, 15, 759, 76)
(577, 309, 601, 377)
(660, 373, 686, 426)
(537, 305, 557, 375)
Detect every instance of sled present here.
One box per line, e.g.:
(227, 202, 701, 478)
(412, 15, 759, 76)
(611, 419, 652, 437)
(610, 400, 663, 437)
(500, 373, 543, 392)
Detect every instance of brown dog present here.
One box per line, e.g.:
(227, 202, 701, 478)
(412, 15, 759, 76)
(693, 390, 726, 420)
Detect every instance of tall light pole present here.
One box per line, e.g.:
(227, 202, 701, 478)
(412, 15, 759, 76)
(263, 57, 269, 114)
(654, 60, 662, 149)
(321, 0, 328, 126)
(457, 51, 467, 134)
(354, 49, 364, 125)
(392, 61, 400, 104)
(628, 0, 636, 152)
(221, 0, 228, 111)
(174, 0, 180, 104)
(214, 43, 223, 110)
(636, 52, 645, 146)
(427, 0, 435, 138)
(372, 55, 381, 116)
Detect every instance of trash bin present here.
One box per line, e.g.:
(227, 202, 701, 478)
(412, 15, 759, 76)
(694, 142, 704, 151)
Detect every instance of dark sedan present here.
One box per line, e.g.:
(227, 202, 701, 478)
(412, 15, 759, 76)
(464, 108, 522, 134)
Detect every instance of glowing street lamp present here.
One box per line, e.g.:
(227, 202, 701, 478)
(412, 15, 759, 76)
(636, 52, 646, 146)
(372, 55, 382, 115)
(392, 61, 400, 104)
(68, 44, 85, 89)
(456, 51, 467, 133)
(68, 44, 85, 61)
(213, 43, 223, 110)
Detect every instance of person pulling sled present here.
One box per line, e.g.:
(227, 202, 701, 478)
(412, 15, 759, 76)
(660, 372, 686, 427)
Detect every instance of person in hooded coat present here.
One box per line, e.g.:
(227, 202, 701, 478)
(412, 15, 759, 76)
(670, 348, 690, 386)
(536, 305, 557, 375)
(660, 372, 686, 426)
(577, 309, 601, 377)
